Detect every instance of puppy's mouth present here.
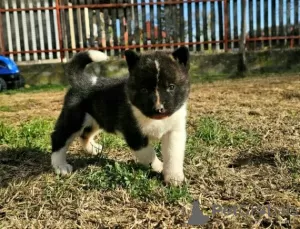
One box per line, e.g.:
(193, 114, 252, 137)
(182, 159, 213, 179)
(150, 113, 169, 120)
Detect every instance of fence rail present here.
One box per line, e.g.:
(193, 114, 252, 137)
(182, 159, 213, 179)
(1, 0, 300, 63)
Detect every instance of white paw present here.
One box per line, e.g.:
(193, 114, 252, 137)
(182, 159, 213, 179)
(163, 171, 186, 186)
(87, 142, 103, 155)
(151, 157, 163, 173)
(53, 163, 73, 175)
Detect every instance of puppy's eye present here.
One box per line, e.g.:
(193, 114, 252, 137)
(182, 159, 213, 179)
(141, 88, 148, 93)
(168, 84, 175, 91)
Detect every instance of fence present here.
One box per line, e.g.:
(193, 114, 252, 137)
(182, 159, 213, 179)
(0, 0, 300, 63)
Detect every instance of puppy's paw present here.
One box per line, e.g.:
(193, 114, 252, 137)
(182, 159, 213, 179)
(53, 163, 73, 175)
(88, 142, 103, 155)
(151, 158, 163, 173)
(163, 171, 186, 186)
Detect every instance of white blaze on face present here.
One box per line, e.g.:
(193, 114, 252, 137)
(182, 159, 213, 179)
(154, 60, 162, 109)
(154, 59, 160, 81)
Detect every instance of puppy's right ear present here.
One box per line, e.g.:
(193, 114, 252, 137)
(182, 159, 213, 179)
(124, 50, 140, 70)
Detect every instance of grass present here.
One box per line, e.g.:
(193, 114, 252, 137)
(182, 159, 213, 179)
(1, 75, 300, 228)
(0, 119, 54, 150)
(0, 118, 192, 205)
(1, 84, 66, 95)
(194, 116, 261, 147)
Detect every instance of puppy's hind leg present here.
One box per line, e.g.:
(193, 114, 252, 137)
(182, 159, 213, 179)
(51, 107, 85, 175)
(80, 116, 103, 155)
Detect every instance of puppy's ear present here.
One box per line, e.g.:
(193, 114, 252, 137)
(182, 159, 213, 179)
(124, 50, 140, 70)
(172, 46, 190, 70)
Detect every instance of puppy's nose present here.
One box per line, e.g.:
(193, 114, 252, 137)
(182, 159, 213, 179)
(155, 104, 165, 113)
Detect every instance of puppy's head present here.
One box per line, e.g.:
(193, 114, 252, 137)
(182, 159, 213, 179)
(125, 46, 190, 120)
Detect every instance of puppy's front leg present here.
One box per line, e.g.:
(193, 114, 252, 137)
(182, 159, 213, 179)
(161, 130, 186, 186)
(134, 145, 163, 173)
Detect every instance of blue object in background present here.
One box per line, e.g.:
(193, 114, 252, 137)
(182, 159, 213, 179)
(0, 55, 25, 91)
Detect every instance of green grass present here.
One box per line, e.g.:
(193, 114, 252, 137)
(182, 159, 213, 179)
(193, 116, 261, 147)
(0, 118, 192, 203)
(283, 154, 300, 181)
(99, 132, 127, 151)
(0, 105, 16, 112)
(78, 161, 191, 203)
(0, 115, 263, 206)
(0, 119, 54, 151)
(2, 84, 66, 95)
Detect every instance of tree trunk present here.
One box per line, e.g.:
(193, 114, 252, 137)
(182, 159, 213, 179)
(238, 0, 247, 74)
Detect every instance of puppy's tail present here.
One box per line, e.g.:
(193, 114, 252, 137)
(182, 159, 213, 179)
(65, 50, 109, 89)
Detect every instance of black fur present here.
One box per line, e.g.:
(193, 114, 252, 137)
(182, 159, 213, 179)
(51, 47, 190, 153)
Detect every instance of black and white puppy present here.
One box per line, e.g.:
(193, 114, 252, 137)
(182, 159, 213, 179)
(51, 46, 190, 185)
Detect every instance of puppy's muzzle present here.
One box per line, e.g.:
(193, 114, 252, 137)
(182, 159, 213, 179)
(154, 104, 166, 114)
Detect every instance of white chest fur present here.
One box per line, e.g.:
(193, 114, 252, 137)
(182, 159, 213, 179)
(131, 103, 187, 140)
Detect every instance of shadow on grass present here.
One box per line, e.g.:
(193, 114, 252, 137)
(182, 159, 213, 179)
(228, 148, 297, 168)
(0, 146, 162, 188)
(0, 147, 191, 204)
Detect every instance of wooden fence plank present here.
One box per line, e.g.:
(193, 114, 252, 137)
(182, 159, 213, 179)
(133, 0, 140, 52)
(256, 0, 262, 48)
(279, 0, 284, 46)
(218, 1, 223, 50)
(295, 0, 300, 45)
(21, 0, 30, 60)
(76, 3, 84, 48)
(111, 0, 119, 56)
(229, 0, 232, 50)
(149, 0, 155, 49)
(200, 2, 204, 51)
(164, 4, 170, 49)
(195, 1, 200, 51)
(12, 0, 21, 61)
(271, 0, 276, 47)
(267, 0, 272, 47)
(45, 0, 54, 59)
(28, 0, 38, 60)
(211, 1, 216, 51)
(95, 9, 102, 48)
(37, 0, 46, 60)
(264, 0, 269, 47)
(187, 2, 192, 51)
(141, 0, 147, 51)
(53, 0, 61, 60)
(179, 2, 184, 45)
(203, 1, 208, 50)
(103, 8, 110, 55)
(161, 3, 166, 50)
(125, 1, 132, 48)
(171, 3, 177, 49)
(4, 1, 13, 59)
(286, 0, 290, 46)
(68, 2, 76, 53)
(233, 0, 238, 49)
(117, 0, 125, 56)
(249, 0, 253, 50)
(157, 0, 162, 50)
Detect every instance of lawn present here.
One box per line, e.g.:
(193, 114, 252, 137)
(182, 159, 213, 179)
(0, 75, 300, 228)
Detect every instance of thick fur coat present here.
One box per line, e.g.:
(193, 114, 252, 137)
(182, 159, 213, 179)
(51, 47, 190, 185)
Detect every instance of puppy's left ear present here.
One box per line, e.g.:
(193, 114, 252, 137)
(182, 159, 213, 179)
(172, 46, 190, 70)
(124, 50, 140, 71)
